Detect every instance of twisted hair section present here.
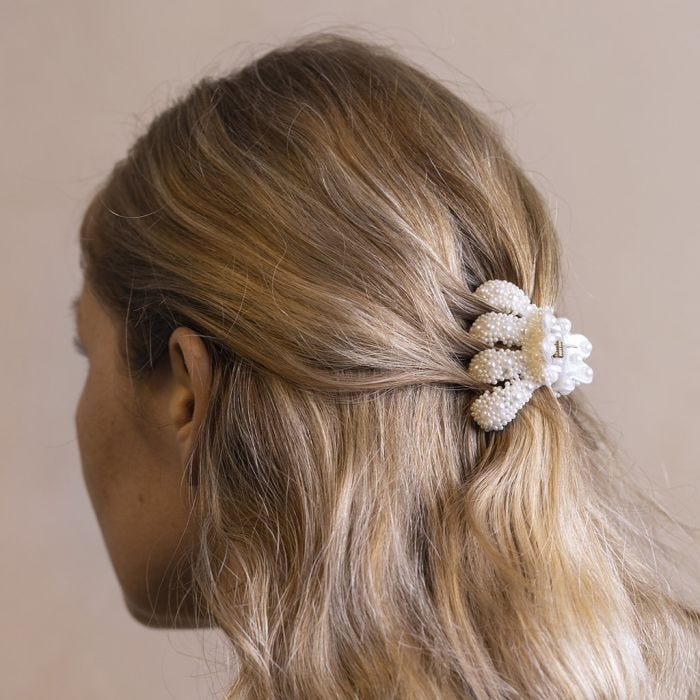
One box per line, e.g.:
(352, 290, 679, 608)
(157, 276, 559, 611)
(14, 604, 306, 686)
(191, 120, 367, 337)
(79, 30, 699, 699)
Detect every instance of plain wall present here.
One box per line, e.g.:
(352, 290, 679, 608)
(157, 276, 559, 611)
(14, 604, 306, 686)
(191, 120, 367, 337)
(3, 2, 698, 698)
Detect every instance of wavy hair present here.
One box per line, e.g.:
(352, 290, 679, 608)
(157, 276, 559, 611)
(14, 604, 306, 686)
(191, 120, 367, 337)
(78, 31, 700, 698)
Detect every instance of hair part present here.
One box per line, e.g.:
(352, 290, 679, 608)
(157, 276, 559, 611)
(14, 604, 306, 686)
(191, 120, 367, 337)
(79, 30, 700, 699)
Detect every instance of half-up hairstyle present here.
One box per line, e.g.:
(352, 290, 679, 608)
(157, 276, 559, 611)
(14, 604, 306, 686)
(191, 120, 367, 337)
(78, 30, 700, 699)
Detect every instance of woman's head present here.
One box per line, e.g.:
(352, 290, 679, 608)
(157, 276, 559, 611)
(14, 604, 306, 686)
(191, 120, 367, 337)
(75, 31, 699, 698)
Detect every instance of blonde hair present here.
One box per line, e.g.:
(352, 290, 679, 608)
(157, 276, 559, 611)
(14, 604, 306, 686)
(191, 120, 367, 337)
(78, 31, 700, 699)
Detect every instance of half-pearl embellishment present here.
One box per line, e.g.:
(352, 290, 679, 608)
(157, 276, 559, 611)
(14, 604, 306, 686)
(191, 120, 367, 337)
(467, 279, 593, 432)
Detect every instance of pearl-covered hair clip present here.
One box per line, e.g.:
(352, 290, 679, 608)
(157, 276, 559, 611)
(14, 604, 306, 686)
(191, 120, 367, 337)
(467, 279, 593, 432)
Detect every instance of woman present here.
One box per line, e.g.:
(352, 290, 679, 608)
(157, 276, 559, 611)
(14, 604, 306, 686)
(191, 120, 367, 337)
(72, 31, 700, 698)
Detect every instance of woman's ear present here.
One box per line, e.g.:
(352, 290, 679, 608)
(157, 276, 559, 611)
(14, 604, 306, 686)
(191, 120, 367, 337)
(165, 327, 212, 473)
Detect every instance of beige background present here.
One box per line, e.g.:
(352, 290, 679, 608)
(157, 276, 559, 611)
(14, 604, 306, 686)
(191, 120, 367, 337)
(3, 2, 699, 698)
